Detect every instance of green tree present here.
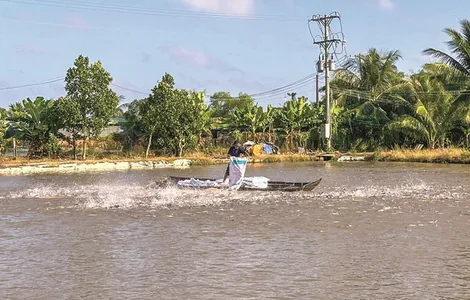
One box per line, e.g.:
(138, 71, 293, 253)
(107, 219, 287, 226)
(121, 99, 145, 152)
(113, 95, 127, 117)
(140, 73, 174, 158)
(169, 89, 208, 156)
(423, 19, 470, 78)
(140, 73, 208, 156)
(423, 19, 470, 106)
(7, 97, 59, 158)
(56, 96, 81, 160)
(61, 55, 119, 160)
(389, 67, 470, 148)
(0, 107, 7, 154)
(275, 95, 319, 150)
(231, 103, 266, 141)
(330, 48, 409, 150)
(262, 104, 279, 141)
(195, 99, 213, 149)
(209, 92, 255, 120)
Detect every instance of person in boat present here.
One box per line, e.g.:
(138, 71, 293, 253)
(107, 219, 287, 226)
(223, 140, 249, 182)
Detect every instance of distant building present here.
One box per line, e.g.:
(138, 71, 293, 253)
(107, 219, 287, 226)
(99, 117, 125, 137)
(58, 117, 126, 139)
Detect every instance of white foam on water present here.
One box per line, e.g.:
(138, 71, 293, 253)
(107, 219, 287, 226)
(6, 181, 272, 209)
(6, 178, 468, 210)
(313, 180, 468, 201)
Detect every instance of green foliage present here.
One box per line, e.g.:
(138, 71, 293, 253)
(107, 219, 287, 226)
(121, 99, 145, 151)
(4, 20, 470, 158)
(60, 55, 119, 160)
(46, 134, 61, 158)
(389, 69, 470, 148)
(231, 102, 266, 140)
(209, 91, 255, 118)
(275, 95, 322, 150)
(229, 129, 244, 143)
(6, 97, 59, 158)
(136, 73, 209, 157)
(0, 107, 7, 154)
(139, 72, 175, 157)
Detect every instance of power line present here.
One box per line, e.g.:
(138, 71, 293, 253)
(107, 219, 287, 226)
(0, 74, 325, 103)
(3, 75, 469, 107)
(0, 17, 189, 33)
(1, 16, 250, 36)
(332, 86, 470, 96)
(252, 80, 317, 100)
(110, 83, 148, 95)
(0, 77, 63, 91)
(207, 75, 318, 102)
(111, 73, 321, 100)
(1, 0, 307, 21)
(248, 74, 317, 97)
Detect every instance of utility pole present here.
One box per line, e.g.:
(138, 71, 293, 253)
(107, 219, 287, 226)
(309, 12, 345, 151)
(315, 74, 319, 107)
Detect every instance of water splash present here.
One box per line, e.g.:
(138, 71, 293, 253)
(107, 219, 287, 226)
(6, 178, 468, 210)
(313, 180, 467, 201)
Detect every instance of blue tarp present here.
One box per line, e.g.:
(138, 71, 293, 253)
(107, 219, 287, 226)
(262, 143, 273, 155)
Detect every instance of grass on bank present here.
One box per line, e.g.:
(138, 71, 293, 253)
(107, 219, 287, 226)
(374, 148, 470, 164)
(0, 152, 322, 168)
(2, 147, 470, 168)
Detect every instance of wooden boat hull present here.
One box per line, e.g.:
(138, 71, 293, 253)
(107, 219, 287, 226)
(163, 176, 322, 192)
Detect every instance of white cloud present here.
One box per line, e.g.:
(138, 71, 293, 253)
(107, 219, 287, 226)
(178, 0, 254, 16)
(379, 0, 395, 10)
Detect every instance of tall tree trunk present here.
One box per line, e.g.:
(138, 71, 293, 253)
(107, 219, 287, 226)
(81, 126, 88, 161)
(145, 133, 153, 158)
(176, 139, 183, 157)
(12, 138, 17, 159)
(72, 138, 77, 160)
(82, 136, 88, 160)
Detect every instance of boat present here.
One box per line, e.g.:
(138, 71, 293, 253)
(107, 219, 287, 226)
(162, 176, 322, 192)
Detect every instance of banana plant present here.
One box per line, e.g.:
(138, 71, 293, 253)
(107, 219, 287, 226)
(276, 95, 314, 150)
(231, 103, 266, 141)
(7, 97, 58, 158)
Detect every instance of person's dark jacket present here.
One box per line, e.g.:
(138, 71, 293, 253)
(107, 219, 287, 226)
(228, 144, 248, 157)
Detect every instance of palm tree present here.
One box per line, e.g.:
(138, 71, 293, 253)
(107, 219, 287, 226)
(423, 19, 470, 105)
(332, 48, 409, 118)
(423, 19, 470, 77)
(389, 66, 470, 148)
(330, 48, 410, 150)
(422, 21, 470, 147)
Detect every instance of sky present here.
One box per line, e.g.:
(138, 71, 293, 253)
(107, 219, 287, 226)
(0, 0, 469, 108)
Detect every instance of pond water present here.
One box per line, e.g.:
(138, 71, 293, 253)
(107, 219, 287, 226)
(1, 161, 469, 299)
